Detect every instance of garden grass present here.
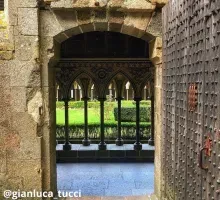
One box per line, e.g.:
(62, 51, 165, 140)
(56, 108, 150, 126)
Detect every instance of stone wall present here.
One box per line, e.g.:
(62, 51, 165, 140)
(162, 0, 220, 199)
(0, 1, 46, 197)
(0, 0, 166, 199)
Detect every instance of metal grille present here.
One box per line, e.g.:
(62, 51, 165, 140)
(162, 0, 220, 199)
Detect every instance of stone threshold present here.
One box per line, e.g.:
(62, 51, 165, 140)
(56, 144, 155, 163)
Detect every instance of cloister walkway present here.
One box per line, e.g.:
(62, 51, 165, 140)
(57, 163, 154, 198)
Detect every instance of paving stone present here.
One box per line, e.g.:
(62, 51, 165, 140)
(57, 163, 154, 196)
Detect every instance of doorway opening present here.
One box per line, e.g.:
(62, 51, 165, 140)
(55, 31, 155, 197)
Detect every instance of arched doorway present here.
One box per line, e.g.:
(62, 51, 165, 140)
(39, 8, 163, 197)
(55, 31, 155, 197)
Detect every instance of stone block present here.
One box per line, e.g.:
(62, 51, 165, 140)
(0, 88, 11, 124)
(109, 23, 123, 32)
(9, 0, 38, 8)
(108, 11, 125, 32)
(18, 8, 38, 36)
(149, 37, 162, 64)
(27, 90, 43, 124)
(7, 1, 18, 26)
(108, 0, 124, 9)
(94, 22, 108, 31)
(121, 0, 156, 12)
(53, 10, 78, 31)
(0, 75, 10, 88)
(51, 0, 106, 9)
(40, 10, 63, 37)
(94, 10, 107, 22)
(152, 0, 168, 6)
(121, 25, 142, 38)
(61, 26, 82, 39)
(80, 23, 95, 33)
(147, 11, 162, 37)
(9, 60, 41, 87)
(77, 10, 93, 25)
(0, 147, 6, 174)
(0, 51, 13, 60)
(124, 13, 152, 32)
(6, 159, 42, 190)
(15, 36, 39, 61)
(9, 112, 42, 159)
(109, 11, 125, 24)
(10, 87, 27, 112)
(0, 42, 14, 51)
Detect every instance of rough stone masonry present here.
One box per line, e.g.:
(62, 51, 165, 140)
(0, 0, 167, 199)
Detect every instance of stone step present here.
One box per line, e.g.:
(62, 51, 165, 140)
(56, 144, 155, 162)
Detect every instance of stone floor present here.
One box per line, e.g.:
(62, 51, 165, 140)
(57, 163, 154, 198)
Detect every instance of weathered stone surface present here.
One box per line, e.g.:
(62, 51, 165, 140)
(149, 37, 162, 64)
(50, 0, 157, 11)
(15, 36, 39, 61)
(108, 11, 124, 32)
(6, 159, 42, 190)
(147, 10, 162, 37)
(10, 87, 27, 112)
(121, 25, 143, 38)
(0, 75, 10, 88)
(51, 0, 107, 9)
(8, 112, 42, 160)
(0, 0, 166, 198)
(0, 50, 13, 60)
(124, 12, 152, 31)
(121, 0, 156, 12)
(77, 10, 93, 25)
(0, 146, 6, 174)
(9, 60, 41, 87)
(0, 42, 14, 51)
(18, 8, 38, 36)
(108, 0, 124, 9)
(152, 0, 167, 6)
(53, 10, 78, 31)
(40, 10, 63, 37)
(28, 91, 43, 124)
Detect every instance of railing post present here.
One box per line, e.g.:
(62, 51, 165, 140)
(115, 97, 124, 146)
(82, 96, 90, 146)
(148, 94, 155, 146)
(63, 99, 71, 151)
(134, 97, 142, 151)
(98, 98, 107, 150)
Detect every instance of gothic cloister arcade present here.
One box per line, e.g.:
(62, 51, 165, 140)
(0, 0, 164, 199)
(55, 31, 155, 151)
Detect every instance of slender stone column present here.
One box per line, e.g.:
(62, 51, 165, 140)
(114, 76, 126, 146)
(134, 97, 142, 151)
(98, 98, 107, 150)
(82, 97, 90, 146)
(148, 94, 155, 146)
(115, 97, 124, 146)
(63, 99, 71, 151)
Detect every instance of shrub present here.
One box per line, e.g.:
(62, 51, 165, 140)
(56, 123, 151, 140)
(114, 107, 151, 122)
(132, 100, 151, 106)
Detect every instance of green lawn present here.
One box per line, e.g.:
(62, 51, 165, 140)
(56, 108, 115, 125)
(56, 100, 151, 126)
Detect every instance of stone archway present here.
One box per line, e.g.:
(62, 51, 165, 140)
(40, 6, 163, 198)
(0, 1, 164, 199)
